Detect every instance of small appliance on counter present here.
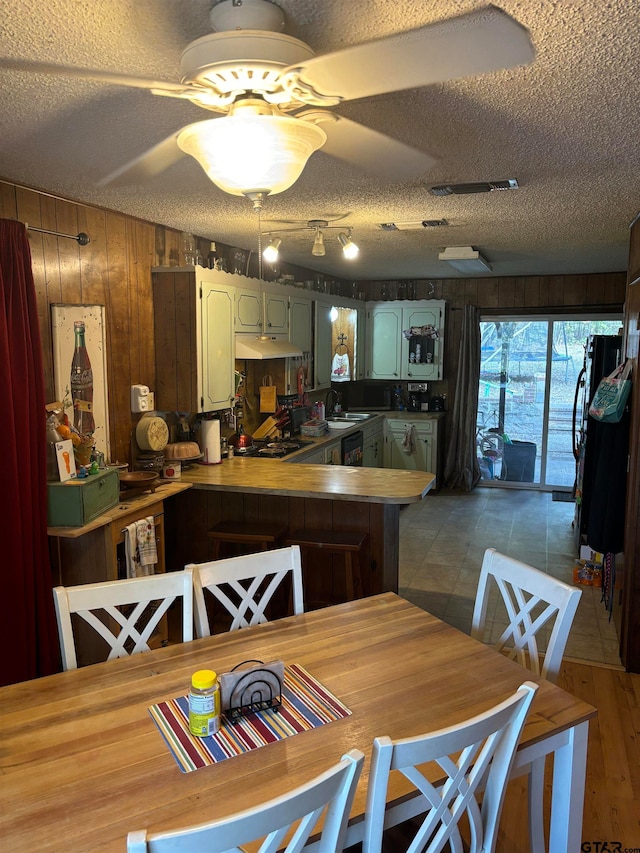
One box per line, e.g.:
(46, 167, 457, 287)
(407, 382, 429, 412)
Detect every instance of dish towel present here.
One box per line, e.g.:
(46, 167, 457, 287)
(124, 517, 157, 577)
(402, 424, 416, 454)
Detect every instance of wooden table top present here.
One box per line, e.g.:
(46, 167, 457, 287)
(180, 458, 435, 503)
(0, 594, 596, 852)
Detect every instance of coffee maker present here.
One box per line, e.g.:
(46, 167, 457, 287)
(407, 382, 429, 412)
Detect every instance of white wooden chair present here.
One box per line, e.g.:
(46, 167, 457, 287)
(189, 546, 304, 637)
(362, 682, 538, 853)
(470, 547, 582, 853)
(127, 748, 364, 853)
(53, 569, 194, 671)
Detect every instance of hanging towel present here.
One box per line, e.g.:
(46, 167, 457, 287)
(123, 517, 157, 578)
(136, 517, 157, 574)
(402, 424, 416, 454)
(124, 523, 141, 578)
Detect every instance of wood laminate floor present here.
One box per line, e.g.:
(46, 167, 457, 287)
(399, 487, 622, 667)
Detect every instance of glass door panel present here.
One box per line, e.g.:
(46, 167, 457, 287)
(478, 316, 622, 489)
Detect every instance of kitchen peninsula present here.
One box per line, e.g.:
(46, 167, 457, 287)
(169, 459, 434, 602)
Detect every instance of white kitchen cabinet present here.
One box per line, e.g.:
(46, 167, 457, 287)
(153, 267, 235, 413)
(355, 305, 367, 381)
(384, 417, 437, 483)
(235, 285, 289, 334)
(362, 419, 384, 468)
(286, 293, 314, 397)
(366, 300, 445, 381)
(314, 299, 333, 390)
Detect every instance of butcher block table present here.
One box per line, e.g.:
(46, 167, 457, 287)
(0, 594, 595, 852)
(169, 459, 435, 600)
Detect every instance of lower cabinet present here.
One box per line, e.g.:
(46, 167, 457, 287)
(384, 417, 438, 484)
(363, 421, 384, 468)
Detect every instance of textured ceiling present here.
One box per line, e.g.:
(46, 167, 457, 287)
(0, 0, 639, 281)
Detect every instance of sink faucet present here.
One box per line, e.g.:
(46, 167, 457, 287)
(325, 388, 339, 416)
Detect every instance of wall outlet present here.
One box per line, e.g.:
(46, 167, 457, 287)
(131, 384, 150, 413)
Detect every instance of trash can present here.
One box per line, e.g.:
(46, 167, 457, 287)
(502, 440, 536, 482)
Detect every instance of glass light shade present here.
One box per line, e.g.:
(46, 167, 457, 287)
(312, 230, 325, 256)
(177, 116, 326, 197)
(263, 237, 281, 263)
(338, 232, 359, 260)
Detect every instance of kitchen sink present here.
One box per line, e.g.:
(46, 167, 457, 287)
(326, 418, 360, 429)
(327, 412, 374, 420)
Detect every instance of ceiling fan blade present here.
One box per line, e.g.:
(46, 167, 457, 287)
(0, 57, 196, 97)
(306, 114, 437, 182)
(98, 131, 186, 186)
(291, 5, 534, 103)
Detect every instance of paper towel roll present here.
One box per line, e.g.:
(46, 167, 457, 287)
(201, 420, 221, 465)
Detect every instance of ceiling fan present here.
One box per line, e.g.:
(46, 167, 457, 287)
(2, 0, 535, 206)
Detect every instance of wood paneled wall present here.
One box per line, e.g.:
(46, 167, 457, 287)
(1, 178, 627, 468)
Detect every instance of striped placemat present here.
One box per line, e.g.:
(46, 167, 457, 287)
(148, 663, 352, 773)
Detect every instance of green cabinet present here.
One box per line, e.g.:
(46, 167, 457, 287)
(47, 468, 120, 527)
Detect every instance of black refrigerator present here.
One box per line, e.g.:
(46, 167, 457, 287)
(573, 334, 623, 550)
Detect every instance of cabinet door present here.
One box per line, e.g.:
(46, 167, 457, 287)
(384, 419, 433, 473)
(355, 306, 366, 381)
(289, 296, 312, 353)
(235, 288, 263, 332)
(363, 426, 383, 467)
(201, 282, 235, 411)
(314, 300, 333, 390)
(366, 305, 402, 379)
(402, 302, 444, 380)
(264, 291, 289, 334)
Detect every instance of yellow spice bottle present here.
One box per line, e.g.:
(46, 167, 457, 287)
(188, 669, 220, 737)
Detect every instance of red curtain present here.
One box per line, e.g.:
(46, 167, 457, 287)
(0, 219, 60, 684)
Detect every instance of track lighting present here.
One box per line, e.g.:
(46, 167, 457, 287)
(262, 236, 281, 263)
(312, 229, 326, 257)
(259, 221, 360, 261)
(338, 232, 359, 260)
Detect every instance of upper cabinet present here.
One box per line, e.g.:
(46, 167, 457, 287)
(235, 284, 289, 335)
(153, 268, 235, 413)
(366, 300, 445, 381)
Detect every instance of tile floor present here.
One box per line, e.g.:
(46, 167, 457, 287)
(398, 487, 623, 667)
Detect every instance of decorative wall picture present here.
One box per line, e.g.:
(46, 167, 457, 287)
(55, 439, 77, 482)
(51, 304, 110, 460)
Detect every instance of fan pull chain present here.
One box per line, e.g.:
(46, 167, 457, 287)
(257, 208, 263, 280)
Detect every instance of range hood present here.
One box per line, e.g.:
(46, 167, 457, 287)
(235, 335, 303, 360)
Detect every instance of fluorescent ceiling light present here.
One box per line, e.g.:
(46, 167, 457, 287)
(438, 246, 492, 274)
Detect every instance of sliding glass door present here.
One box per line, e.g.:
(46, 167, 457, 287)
(477, 316, 621, 489)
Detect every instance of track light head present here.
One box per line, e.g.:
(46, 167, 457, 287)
(338, 231, 359, 259)
(312, 228, 326, 257)
(262, 236, 281, 263)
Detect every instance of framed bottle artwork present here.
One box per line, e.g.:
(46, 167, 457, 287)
(51, 304, 110, 459)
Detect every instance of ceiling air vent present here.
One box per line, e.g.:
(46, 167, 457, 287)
(378, 219, 448, 231)
(429, 179, 519, 196)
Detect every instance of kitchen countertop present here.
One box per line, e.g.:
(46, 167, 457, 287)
(180, 457, 434, 504)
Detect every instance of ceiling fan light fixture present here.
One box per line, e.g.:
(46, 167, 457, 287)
(311, 229, 325, 257)
(438, 246, 492, 274)
(176, 112, 326, 198)
(262, 236, 281, 263)
(338, 231, 359, 260)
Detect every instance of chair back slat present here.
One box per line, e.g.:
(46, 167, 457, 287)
(53, 570, 194, 671)
(190, 546, 304, 638)
(471, 548, 582, 682)
(127, 749, 364, 853)
(362, 682, 538, 853)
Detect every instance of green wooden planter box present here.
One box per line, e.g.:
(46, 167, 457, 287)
(47, 468, 120, 527)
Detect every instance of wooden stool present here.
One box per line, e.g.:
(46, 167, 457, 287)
(285, 530, 367, 605)
(207, 521, 288, 560)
